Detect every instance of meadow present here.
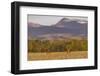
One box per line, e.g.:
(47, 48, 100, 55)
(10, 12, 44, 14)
(28, 38, 88, 61)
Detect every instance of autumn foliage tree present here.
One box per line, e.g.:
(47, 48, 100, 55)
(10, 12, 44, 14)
(28, 38, 88, 53)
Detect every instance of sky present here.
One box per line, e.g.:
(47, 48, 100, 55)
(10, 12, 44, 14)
(28, 14, 88, 26)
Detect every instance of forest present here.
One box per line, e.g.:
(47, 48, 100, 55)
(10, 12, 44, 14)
(28, 38, 88, 53)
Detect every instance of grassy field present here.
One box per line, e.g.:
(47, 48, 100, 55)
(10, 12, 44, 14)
(28, 51, 88, 61)
(28, 38, 88, 61)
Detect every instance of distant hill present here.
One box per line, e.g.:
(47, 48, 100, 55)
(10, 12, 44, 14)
(28, 18, 87, 40)
(28, 22, 41, 28)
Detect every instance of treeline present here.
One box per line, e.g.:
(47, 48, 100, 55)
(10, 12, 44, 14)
(28, 39, 88, 53)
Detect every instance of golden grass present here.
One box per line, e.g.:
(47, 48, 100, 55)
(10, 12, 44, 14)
(28, 51, 88, 61)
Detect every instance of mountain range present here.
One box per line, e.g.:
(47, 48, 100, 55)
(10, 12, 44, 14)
(28, 18, 87, 40)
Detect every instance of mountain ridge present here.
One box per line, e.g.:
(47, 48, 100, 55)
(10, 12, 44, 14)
(28, 18, 88, 39)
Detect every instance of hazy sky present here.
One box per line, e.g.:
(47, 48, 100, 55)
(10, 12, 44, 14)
(28, 14, 88, 26)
